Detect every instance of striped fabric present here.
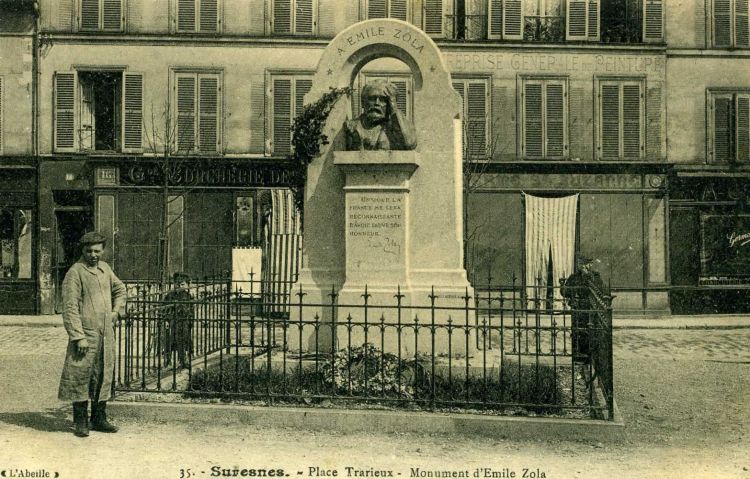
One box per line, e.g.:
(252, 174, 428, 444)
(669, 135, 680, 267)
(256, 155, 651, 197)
(524, 193, 578, 303)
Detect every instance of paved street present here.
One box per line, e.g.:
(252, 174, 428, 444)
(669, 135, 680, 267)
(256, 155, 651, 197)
(0, 322, 748, 479)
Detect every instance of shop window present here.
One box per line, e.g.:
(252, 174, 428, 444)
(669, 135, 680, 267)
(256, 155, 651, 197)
(235, 195, 256, 247)
(597, 79, 644, 160)
(709, 92, 750, 164)
(176, 0, 220, 33)
(0, 208, 33, 280)
(520, 77, 568, 160)
(174, 71, 222, 154)
(712, 0, 749, 47)
(268, 74, 312, 155)
(452, 77, 490, 160)
(271, 0, 316, 35)
(80, 0, 123, 32)
(185, 193, 233, 278)
(366, 0, 408, 21)
(53, 71, 143, 153)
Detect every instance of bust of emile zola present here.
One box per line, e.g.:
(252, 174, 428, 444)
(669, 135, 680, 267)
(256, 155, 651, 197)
(344, 80, 417, 151)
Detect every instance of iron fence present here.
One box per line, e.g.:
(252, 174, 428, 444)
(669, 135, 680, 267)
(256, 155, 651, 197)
(115, 275, 614, 420)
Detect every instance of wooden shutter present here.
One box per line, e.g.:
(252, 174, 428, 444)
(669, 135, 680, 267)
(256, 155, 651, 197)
(295, 0, 314, 34)
(390, 0, 408, 20)
(523, 82, 544, 159)
(102, 0, 122, 31)
(488, 0, 503, 39)
(622, 83, 642, 158)
(273, 0, 292, 33)
(80, 0, 100, 30)
(600, 83, 620, 159)
(453, 81, 466, 155)
(200, 0, 219, 32)
(736, 94, 750, 162)
(714, 0, 732, 46)
(178, 0, 196, 31)
(272, 78, 292, 155)
(466, 81, 487, 159)
(294, 78, 312, 117)
(587, 0, 599, 40)
(566, 0, 588, 40)
(503, 0, 523, 39)
(736, 0, 749, 46)
(54, 72, 77, 152)
(646, 84, 662, 160)
(423, 0, 444, 37)
(713, 96, 732, 162)
(176, 73, 196, 152)
(122, 72, 143, 153)
(368, 0, 387, 18)
(546, 82, 566, 158)
(199, 74, 220, 153)
(643, 0, 663, 43)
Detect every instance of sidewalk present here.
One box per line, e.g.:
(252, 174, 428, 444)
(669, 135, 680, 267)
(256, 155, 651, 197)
(4, 313, 750, 329)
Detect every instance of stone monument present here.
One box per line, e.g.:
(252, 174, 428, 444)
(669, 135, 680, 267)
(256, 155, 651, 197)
(292, 19, 474, 354)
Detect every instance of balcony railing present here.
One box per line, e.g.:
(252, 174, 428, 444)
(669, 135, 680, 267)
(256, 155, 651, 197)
(523, 15, 565, 42)
(445, 14, 488, 41)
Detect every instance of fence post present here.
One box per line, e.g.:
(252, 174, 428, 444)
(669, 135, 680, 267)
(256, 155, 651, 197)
(606, 293, 615, 420)
(225, 270, 232, 354)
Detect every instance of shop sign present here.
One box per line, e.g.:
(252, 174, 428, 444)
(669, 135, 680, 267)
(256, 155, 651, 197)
(121, 163, 293, 188)
(479, 173, 644, 190)
(95, 167, 119, 187)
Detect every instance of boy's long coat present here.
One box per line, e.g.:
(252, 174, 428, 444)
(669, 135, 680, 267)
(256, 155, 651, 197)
(58, 259, 126, 402)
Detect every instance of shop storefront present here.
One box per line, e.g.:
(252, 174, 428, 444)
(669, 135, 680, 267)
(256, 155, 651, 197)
(669, 172, 750, 314)
(0, 162, 38, 314)
(466, 165, 669, 315)
(39, 159, 297, 313)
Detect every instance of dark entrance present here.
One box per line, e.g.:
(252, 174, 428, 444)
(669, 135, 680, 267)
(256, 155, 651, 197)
(53, 191, 93, 312)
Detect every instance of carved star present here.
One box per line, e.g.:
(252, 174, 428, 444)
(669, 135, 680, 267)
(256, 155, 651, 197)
(327, 68, 333, 75)
(430, 66, 436, 72)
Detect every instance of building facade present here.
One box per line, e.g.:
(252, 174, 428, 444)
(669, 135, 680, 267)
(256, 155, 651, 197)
(0, 0, 744, 315)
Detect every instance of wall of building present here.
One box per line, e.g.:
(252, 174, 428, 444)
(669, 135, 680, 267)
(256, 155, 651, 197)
(0, 35, 34, 155)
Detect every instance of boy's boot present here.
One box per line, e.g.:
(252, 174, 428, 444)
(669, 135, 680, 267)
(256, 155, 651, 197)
(72, 401, 89, 437)
(90, 401, 119, 433)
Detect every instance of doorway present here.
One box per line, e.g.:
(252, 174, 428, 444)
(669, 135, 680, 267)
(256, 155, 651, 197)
(54, 208, 93, 312)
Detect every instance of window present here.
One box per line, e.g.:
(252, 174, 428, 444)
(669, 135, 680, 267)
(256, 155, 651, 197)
(0, 208, 32, 280)
(522, 0, 565, 42)
(521, 77, 567, 160)
(452, 78, 490, 159)
(713, 0, 749, 47)
(268, 74, 312, 155)
(272, 0, 316, 35)
(80, 0, 123, 32)
(366, 0, 408, 20)
(53, 71, 143, 153)
(176, 0, 220, 33)
(565, 0, 600, 41)
(487, 0, 524, 39)
(597, 79, 644, 160)
(709, 91, 750, 163)
(174, 71, 222, 154)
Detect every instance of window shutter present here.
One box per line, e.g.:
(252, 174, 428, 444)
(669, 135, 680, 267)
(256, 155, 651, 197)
(390, 0, 408, 20)
(453, 81, 466, 156)
(736, 94, 750, 162)
(546, 82, 566, 158)
(466, 81, 487, 159)
(587, 0, 599, 40)
(600, 84, 620, 159)
(295, 0, 314, 34)
(646, 84, 662, 160)
(488, 0, 503, 39)
(54, 72, 77, 152)
(523, 83, 544, 159)
(178, 0, 196, 31)
(736, 0, 749, 46)
(714, 0, 732, 46)
(503, 0, 523, 39)
(102, 0, 122, 31)
(643, 0, 663, 43)
(199, 75, 220, 153)
(272, 78, 292, 155)
(80, 0, 100, 30)
(122, 72, 143, 153)
(368, 0, 387, 18)
(176, 74, 196, 152)
(713, 96, 732, 162)
(274, 0, 292, 33)
(390, 80, 409, 117)
(566, 0, 588, 40)
(294, 78, 312, 117)
(423, 0, 444, 37)
(200, 0, 219, 32)
(622, 84, 642, 159)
